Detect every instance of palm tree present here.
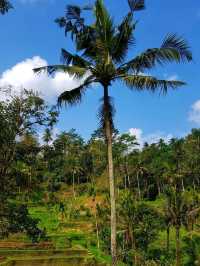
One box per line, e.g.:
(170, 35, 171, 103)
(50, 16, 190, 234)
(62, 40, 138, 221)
(35, 0, 192, 264)
(165, 186, 200, 266)
(165, 186, 183, 266)
(0, 0, 12, 14)
(119, 191, 138, 265)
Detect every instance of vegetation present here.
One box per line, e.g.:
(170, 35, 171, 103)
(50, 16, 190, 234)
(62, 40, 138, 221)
(0, 0, 197, 266)
(1, 92, 200, 265)
(0, 0, 12, 14)
(35, 0, 191, 264)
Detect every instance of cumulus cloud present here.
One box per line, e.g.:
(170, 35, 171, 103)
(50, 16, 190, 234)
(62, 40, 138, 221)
(129, 128, 143, 146)
(0, 56, 83, 103)
(129, 128, 173, 147)
(189, 100, 200, 125)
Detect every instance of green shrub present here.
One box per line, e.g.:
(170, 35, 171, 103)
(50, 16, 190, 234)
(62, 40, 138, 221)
(70, 208, 80, 219)
(8, 203, 47, 243)
(77, 184, 89, 196)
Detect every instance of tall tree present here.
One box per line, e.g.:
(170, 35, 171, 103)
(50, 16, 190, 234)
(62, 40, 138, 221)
(35, 0, 192, 264)
(184, 129, 200, 190)
(0, 90, 58, 200)
(113, 133, 138, 190)
(165, 186, 200, 266)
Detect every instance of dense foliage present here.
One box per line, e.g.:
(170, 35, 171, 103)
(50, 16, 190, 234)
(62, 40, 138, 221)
(0, 0, 196, 265)
(35, 0, 191, 264)
(1, 93, 200, 264)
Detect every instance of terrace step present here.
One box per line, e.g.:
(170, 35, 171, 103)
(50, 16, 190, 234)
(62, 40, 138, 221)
(0, 249, 99, 266)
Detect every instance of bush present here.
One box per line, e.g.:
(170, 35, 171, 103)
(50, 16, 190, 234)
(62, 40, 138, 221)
(32, 189, 45, 203)
(86, 208, 92, 217)
(8, 203, 47, 243)
(48, 179, 61, 192)
(89, 238, 97, 247)
(183, 233, 200, 266)
(70, 208, 80, 219)
(48, 192, 59, 205)
(77, 184, 89, 196)
(0, 217, 9, 239)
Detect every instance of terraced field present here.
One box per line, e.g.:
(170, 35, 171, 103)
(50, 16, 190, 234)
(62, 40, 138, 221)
(0, 249, 106, 266)
(0, 191, 111, 266)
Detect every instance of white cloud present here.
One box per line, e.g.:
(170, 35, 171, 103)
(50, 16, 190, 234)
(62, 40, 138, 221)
(143, 131, 173, 145)
(129, 128, 143, 146)
(167, 74, 179, 81)
(129, 128, 173, 147)
(0, 56, 83, 103)
(164, 73, 179, 81)
(189, 100, 200, 125)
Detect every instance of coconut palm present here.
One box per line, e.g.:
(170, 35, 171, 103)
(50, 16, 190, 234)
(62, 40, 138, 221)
(165, 186, 200, 266)
(34, 0, 192, 264)
(0, 0, 12, 14)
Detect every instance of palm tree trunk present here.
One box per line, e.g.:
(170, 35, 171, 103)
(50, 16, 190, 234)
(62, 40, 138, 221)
(94, 210, 100, 249)
(72, 170, 76, 198)
(125, 159, 130, 188)
(166, 225, 170, 253)
(157, 179, 161, 196)
(104, 85, 117, 266)
(137, 171, 141, 199)
(127, 175, 130, 187)
(193, 179, 196, 191)
(176, 225, 181, 266)
(124, 175, 127, 190)
(130, 229, 137, 266)
(181, 178, 185, 192)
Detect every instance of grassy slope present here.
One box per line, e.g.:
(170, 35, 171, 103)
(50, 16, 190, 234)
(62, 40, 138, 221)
(28, 189, 114, 265)
(1, 186, 200, 265)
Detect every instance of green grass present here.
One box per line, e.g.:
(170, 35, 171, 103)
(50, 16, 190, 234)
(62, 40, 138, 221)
(29, 203, 112, 265)
(29, 206, 60, 233)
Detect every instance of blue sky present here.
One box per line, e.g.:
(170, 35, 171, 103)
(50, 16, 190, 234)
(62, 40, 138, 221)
(0, 0, 200, 142)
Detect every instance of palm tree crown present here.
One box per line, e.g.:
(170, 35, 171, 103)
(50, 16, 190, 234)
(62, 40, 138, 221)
(35, 0, 192, 109)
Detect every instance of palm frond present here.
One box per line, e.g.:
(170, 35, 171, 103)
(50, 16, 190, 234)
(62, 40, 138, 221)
(128, 0, 145, 12)
(112, 13, 135, 63)
(61, 49, 90, 67)
(122, 74, 186, 93)
(119, 34, 192, 73)
(168, 207, 177, 223)
(76, 26, 96, 55)
(162, 34, 192, 62)
(58, 85, 84, 106)
(55, 17, 68, 28)
(57, 75, 95, 106)
(188, 207, 200, 218)
(0, 0, 12, 14)
(95, 0, 115, 46)
(55, 4, 91, 38)
(34, 65, 88, 79)
(63, 66, 88, 79)
(66, 5, 81, 20)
